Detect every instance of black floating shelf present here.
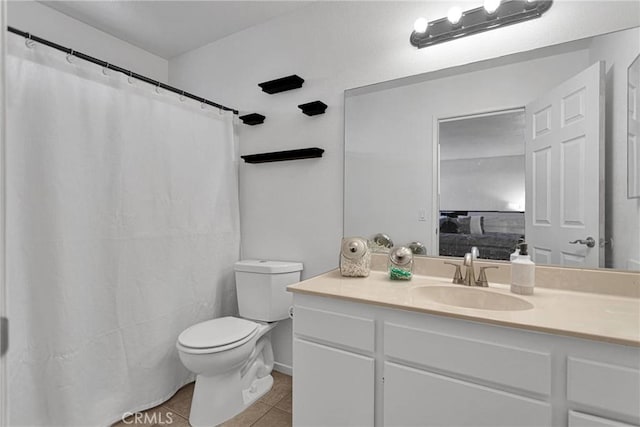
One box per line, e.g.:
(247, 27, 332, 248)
(241, 147, 324, 164)
(258, 74, 304, 94)
(298, 100, 327, 116)
(239, 113, 265, 126)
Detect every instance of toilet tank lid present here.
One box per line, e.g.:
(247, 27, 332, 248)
(234, 260, 303, 274)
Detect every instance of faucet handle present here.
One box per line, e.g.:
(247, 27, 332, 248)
(444, 261, 463, 285)
(476, 266, 499, 287)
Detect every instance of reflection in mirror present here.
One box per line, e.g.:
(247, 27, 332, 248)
(438, 110, 525, 261)
(629, 54, 640, 198)
(344, 26, 640, 271)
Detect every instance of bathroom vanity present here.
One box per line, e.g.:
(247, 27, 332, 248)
(288, 261, 640, 427)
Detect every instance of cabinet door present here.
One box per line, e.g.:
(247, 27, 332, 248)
(384, 362, 551, 427)
(568, 411, 638, 427)
(567, 357, 640, 423)
(293, 338, 374, 427)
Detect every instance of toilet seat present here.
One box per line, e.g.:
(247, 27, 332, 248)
(178, 317, 259, 354)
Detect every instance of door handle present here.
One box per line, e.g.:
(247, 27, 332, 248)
(569, 237, 596, 248)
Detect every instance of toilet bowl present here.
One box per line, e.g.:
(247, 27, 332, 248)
(176, 260, 303, 427)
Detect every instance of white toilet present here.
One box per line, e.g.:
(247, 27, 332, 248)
(176, 260, 303, 427)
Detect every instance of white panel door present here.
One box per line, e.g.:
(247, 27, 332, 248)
(293, 338, 375, 427)
(525, 61, 604, 267)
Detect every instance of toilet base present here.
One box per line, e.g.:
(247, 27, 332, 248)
(188, 372, 274, 427)
(179, 322, 278, 426)
(242, 374, 274, 407)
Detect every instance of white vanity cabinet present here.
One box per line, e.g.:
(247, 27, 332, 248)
(292, 303, 376, 426)
(292, 293, 640, 427)
(383, 321, 552, 427)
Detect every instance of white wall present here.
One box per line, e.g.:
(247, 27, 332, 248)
(7, 1, 168, 82)
(168, 1, 640, 370)
(440, 112, 525, 212)
(441, 155, 525, 212)
(589, 28, 640, 269)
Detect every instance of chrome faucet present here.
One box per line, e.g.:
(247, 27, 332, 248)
(462, 252, 476, 286)
(460, 247, 479, 286)
(446, 247, 497, 286)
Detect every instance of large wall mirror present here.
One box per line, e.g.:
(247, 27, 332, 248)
(344, 26, 640, 271)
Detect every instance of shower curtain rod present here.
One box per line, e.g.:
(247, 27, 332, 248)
(6, 26, 239, 114)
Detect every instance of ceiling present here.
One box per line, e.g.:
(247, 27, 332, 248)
(440, 111, 526, 161)
(40, 1, 312, 59)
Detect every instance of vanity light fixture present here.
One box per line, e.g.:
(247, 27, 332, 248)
(414, 17, 429, 34)
(410, 0, 553, 49)
(447, 7, 463, 25)
(484, 0, 502, 15)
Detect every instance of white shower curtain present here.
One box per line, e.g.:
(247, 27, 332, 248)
(5, 34, 241, 426)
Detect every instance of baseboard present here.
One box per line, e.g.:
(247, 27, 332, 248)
(273, 362, 293, 376)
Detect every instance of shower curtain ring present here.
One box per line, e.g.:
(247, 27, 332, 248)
(201, 100, 207, 110)
(25, 33, 35, 49)
(155, 83, 162, 94)
(179, 91, 186, 102)
(102, 63, 110, 76)
(66, 49, 74, 63)
(127, 71, 135, 85)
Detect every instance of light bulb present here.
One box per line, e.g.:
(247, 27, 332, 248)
(414, 17, 428, 33)
(484, 0, 501, 14)
(447, 7, 463, 25)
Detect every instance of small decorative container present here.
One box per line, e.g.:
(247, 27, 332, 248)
(407, 241, 427, 255)
(388, 246, 413, 280)
(369, 233, 394, 253)
(340, 237, 371, 277)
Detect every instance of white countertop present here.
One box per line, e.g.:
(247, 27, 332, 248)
(288, 269, 640, 347)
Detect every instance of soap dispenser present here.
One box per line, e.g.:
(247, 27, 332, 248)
(510, 243, 535, 295)
(510, 238, 525, 261)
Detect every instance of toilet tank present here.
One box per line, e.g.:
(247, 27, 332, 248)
(234, 260, 303, 322)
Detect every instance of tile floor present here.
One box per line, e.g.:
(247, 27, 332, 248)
(112, 371, 292, 427)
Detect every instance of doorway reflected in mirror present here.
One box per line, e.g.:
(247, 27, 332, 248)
(439, 110, 525, 261)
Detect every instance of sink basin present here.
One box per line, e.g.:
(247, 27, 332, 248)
(411, 286, 534, 311)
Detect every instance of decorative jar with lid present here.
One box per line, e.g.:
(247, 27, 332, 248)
(388, 246, 413, 280)
(340, 237, 371, 277)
